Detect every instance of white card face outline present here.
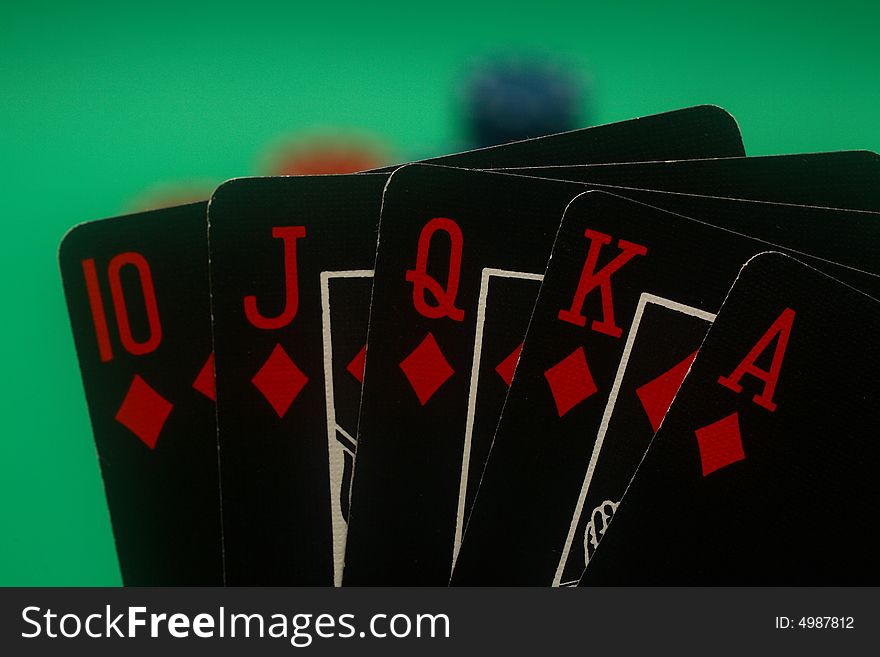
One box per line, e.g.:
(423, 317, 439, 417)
(452, 268, 544, 570)
(553, 292, 716, 587)
(321, 269, 374, 587)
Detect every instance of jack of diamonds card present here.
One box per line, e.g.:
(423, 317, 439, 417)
(208, 175, 390, 586)
(59, 202, 222, 586)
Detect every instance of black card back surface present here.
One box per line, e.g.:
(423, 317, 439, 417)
(391, 104, 745, 169)
(508, 150, 880, 211)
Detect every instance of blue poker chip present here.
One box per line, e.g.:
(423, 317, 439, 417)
(461, 55, 589, 148)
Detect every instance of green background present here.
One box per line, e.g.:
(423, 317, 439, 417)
(1, 0, 877, 586)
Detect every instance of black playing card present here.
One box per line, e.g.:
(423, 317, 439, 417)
(207, 105, 743, 586)
(351, 163, 880, 586)
(378, 104, 744, 169)
(59, 203, 222, 586)
(209, 174, 385, 587)
(489, 152, 880, 564)
(580, 252, 880, 585)
(507, 150, 880, 211)
(451, 189, 880, 586)
(343, 169, 587, 586)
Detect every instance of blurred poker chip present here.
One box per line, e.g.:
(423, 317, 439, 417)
(260, 130, 394, 176)
(459, 54, 591, 149)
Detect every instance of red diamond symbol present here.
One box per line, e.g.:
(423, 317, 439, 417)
(192, 352, 216, 401)
(115, 375, 173, 449)
(495, 343, 523, 387)
(399, 332, 454, 405)
(252, 343, 309, 418)
(635, 351, 698, 433)
(346, 344, 367, 384)
(543, 347, 598, 417)
(694, 412, 745, 477)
